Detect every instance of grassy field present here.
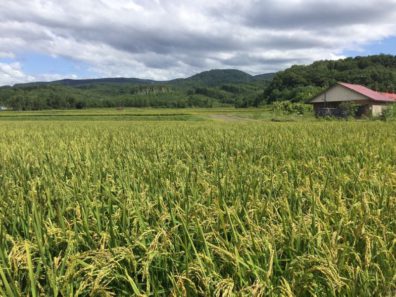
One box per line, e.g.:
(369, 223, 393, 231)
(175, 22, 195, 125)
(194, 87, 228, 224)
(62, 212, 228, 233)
(0, 110, 395, 296)
(0, 107, 316, 122)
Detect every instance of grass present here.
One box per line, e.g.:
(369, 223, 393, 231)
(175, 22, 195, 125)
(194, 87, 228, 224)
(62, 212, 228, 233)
(0, 112, 394, 296)
(0, 107, 316, 122)
(0, 114, 204, 121)
(0, 108, 208, 121)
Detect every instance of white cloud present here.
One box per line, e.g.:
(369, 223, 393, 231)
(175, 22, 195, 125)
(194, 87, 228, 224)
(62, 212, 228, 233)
(0, 0, 395, 84)
(0, 61, 80, 86)
(0, 62, 34, 86)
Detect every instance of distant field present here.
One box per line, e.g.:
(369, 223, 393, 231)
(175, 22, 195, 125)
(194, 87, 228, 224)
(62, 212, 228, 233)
(0, 116, 394, 296)
(0, 108, 202, 121)
(0, 107, 315, 122)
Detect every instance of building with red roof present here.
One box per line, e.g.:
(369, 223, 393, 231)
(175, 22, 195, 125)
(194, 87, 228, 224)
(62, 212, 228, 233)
(309, 82, 396, 117)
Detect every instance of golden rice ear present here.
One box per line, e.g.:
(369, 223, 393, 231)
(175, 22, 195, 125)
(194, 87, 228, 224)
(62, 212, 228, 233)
(214, 278, 234, 297)
(0, 119, 395, 296)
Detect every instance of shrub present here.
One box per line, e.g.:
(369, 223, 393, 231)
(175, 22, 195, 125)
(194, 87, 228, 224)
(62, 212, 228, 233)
(271, 101, 312, 115)
(338, 102, 359, 117)
(380, 104, 396, 121)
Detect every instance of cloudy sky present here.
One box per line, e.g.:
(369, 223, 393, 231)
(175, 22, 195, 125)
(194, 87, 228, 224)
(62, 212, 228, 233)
(1, 0, 396, 86)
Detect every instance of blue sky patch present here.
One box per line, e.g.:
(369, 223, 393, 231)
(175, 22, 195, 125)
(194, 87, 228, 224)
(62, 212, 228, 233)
(1, 52, 96, 79)
(343, 36, 396, 57)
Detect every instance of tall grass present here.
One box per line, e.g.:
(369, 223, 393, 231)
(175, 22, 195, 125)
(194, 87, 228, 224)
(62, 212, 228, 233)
(0, 121, 394, 296)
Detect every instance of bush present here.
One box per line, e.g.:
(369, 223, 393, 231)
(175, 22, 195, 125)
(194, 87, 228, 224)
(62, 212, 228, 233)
(271, 101, 312, 115)
(338, 102, 359, 117)
(381, 104, 396, 121)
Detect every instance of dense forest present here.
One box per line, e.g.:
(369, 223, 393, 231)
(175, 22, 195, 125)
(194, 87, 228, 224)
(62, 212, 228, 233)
(0, 70, 273, 110)
(264, 54, 396, 103)
(0, 55, 396, 110)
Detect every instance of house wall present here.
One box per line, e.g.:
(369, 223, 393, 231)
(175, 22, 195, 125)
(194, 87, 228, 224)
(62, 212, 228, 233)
(312, 101, 388, 117)
(312, 100, 371, 110)
(311, 85, 368, 103)
(371, 105, 386, 117)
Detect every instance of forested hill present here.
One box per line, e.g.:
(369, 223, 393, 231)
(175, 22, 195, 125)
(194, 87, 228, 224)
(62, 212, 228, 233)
(264, 54, 396, 103)
(1, 55, 396, 110)
(0, 69, 274, 110)
(170, 69, 253, 87)
(14, 77, 159, 88)
(10, 69, 270, 88)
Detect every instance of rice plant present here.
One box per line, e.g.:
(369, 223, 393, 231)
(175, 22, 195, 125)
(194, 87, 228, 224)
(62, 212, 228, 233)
(0, 120, 394, 296)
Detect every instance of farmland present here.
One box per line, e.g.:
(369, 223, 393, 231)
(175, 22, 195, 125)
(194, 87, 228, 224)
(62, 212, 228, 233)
(0, 109, 395, 296)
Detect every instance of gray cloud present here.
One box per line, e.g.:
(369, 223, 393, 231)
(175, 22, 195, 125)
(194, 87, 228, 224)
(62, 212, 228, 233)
(219, 54, 303, 67)
(243, 0, 396, 29)
(0, 0, 395, 84)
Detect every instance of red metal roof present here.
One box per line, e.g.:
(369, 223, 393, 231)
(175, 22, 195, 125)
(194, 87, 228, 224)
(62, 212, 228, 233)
(380, 92, 396, 100)
(338, 82, 396, 102)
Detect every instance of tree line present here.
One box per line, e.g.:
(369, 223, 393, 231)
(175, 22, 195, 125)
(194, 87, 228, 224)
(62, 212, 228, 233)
(1, 55, 395, 110)
(264, 54, 396, 103)
(0, 81, 266, 110)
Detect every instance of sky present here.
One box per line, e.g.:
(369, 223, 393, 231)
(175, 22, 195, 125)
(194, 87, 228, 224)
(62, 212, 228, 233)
(1, 0, 396, 86)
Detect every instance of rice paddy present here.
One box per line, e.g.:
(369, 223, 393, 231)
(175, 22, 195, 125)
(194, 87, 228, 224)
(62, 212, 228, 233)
(0, 115, 395, 296)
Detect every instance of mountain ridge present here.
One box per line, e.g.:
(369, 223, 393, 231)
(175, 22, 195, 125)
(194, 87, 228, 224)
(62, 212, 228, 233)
(3, 54, 396, 109)
(0, 69, 274, 109)
(11, 69, 275, 88)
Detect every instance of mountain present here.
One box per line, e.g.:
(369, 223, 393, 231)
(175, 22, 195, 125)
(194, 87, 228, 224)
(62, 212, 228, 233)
(264, 54, 396, 103)
(171, 69, 255, 87)
(14, 77, 161, 88)
(253, 73, 276, 81)
(12, 69, 272, 88)
(0, 69, 273, 110)
(9, 54, 396, 110)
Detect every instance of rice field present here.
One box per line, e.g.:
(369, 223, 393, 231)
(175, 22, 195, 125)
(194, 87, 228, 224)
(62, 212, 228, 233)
(0, 118, 395, 296)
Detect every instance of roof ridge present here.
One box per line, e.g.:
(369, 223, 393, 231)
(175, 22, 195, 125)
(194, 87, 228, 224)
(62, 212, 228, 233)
(338, 82, 395, 102)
